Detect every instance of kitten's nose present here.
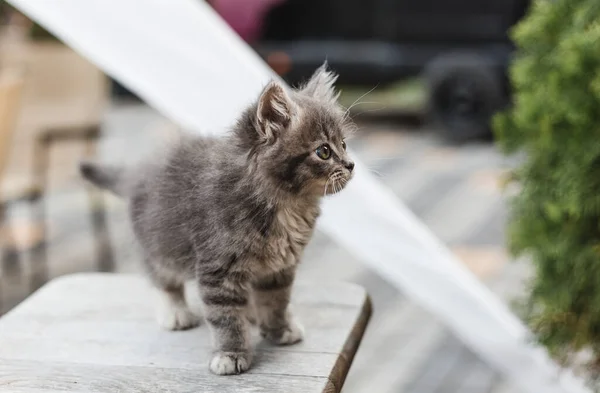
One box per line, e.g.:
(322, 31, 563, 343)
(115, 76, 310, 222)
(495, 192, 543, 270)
(344, 161, 355, 172)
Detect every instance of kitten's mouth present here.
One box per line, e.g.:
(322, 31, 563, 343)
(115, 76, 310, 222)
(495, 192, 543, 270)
(324, 170, 352, 196)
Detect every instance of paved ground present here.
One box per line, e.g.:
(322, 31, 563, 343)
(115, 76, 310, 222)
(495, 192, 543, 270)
(0, 104, 527, 393)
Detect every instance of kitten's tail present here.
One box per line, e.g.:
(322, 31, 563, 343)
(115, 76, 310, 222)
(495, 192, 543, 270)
(80, 161, 128, 197)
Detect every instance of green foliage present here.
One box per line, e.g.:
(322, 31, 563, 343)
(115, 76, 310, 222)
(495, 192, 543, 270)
(494, 0, 600, 373)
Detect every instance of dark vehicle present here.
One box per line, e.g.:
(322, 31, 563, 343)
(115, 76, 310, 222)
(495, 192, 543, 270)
(254, 0, 530, 140)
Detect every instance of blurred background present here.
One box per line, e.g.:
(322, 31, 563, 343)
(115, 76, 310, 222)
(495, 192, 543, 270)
(0, 1, 532, 392)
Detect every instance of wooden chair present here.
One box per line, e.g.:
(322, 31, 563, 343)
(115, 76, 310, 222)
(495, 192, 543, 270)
(0, 69, 25, 176)
(1, 40, 114, 291)
(28, 42, 115, 282)
(0, 273, 372, 393)
(0, 68, 46, 297)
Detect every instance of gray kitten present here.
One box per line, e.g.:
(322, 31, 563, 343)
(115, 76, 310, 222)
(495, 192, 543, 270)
(81, 63, 355, 375)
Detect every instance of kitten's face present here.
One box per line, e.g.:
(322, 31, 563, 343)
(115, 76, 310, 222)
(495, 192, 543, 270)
(252, 64, 355, 196)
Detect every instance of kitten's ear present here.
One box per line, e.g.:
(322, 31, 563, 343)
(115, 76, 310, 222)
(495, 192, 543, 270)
(301, 61, 339, 103)
(256, 81, 293, 140)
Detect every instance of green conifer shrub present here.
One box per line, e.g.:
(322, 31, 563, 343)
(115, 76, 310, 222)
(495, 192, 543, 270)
(494, 0, 600, 376)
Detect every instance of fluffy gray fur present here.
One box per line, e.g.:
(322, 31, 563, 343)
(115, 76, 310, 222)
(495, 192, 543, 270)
(81, 63, 355, 375)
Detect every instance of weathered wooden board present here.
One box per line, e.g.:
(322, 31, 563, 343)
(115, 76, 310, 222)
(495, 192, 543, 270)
(0, 273, 371, 392)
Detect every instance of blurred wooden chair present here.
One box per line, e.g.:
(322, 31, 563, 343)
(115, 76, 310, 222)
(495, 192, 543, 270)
(0, 68, 25, 182)
(0, 40, 114, 293)
(28, 42, 114, 283)
(0, 67, 46, 307)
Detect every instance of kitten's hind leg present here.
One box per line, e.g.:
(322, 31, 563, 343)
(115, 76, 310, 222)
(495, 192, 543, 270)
(253, 267, 304, 345)
(148, 265, 201, 331)
(155, 284, 201, 331)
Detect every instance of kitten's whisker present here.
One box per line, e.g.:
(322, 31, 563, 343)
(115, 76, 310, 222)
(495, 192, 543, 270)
(324, 174, 334, 196)
(343, 84, 379, 119)
(325, 171, 343, 196)
(344, 86, 379, 112)
(340, 175, 350, 191)
(353, 106, 388, 118)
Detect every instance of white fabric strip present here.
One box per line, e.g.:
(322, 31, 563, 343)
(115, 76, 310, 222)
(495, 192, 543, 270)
(7, 1, 589, 392)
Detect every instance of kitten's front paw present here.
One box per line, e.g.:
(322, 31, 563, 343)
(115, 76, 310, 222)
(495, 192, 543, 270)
(261, 319, 304, 345)
(209, 351, 252, 375)
(156, 303, 201, 331)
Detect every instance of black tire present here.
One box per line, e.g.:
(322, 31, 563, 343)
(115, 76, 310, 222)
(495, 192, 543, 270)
(425, 53, 504, 141)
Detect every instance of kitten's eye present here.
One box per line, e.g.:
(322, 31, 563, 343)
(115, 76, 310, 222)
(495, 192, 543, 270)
(342, 140, 347, 151)
(315, 144, 331, 160)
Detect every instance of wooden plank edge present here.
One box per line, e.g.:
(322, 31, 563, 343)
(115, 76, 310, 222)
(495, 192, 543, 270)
(324, 292, 373, 393)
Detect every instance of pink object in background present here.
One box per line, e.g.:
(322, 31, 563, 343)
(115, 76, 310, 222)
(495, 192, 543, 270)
(211, 0, 284, 43)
